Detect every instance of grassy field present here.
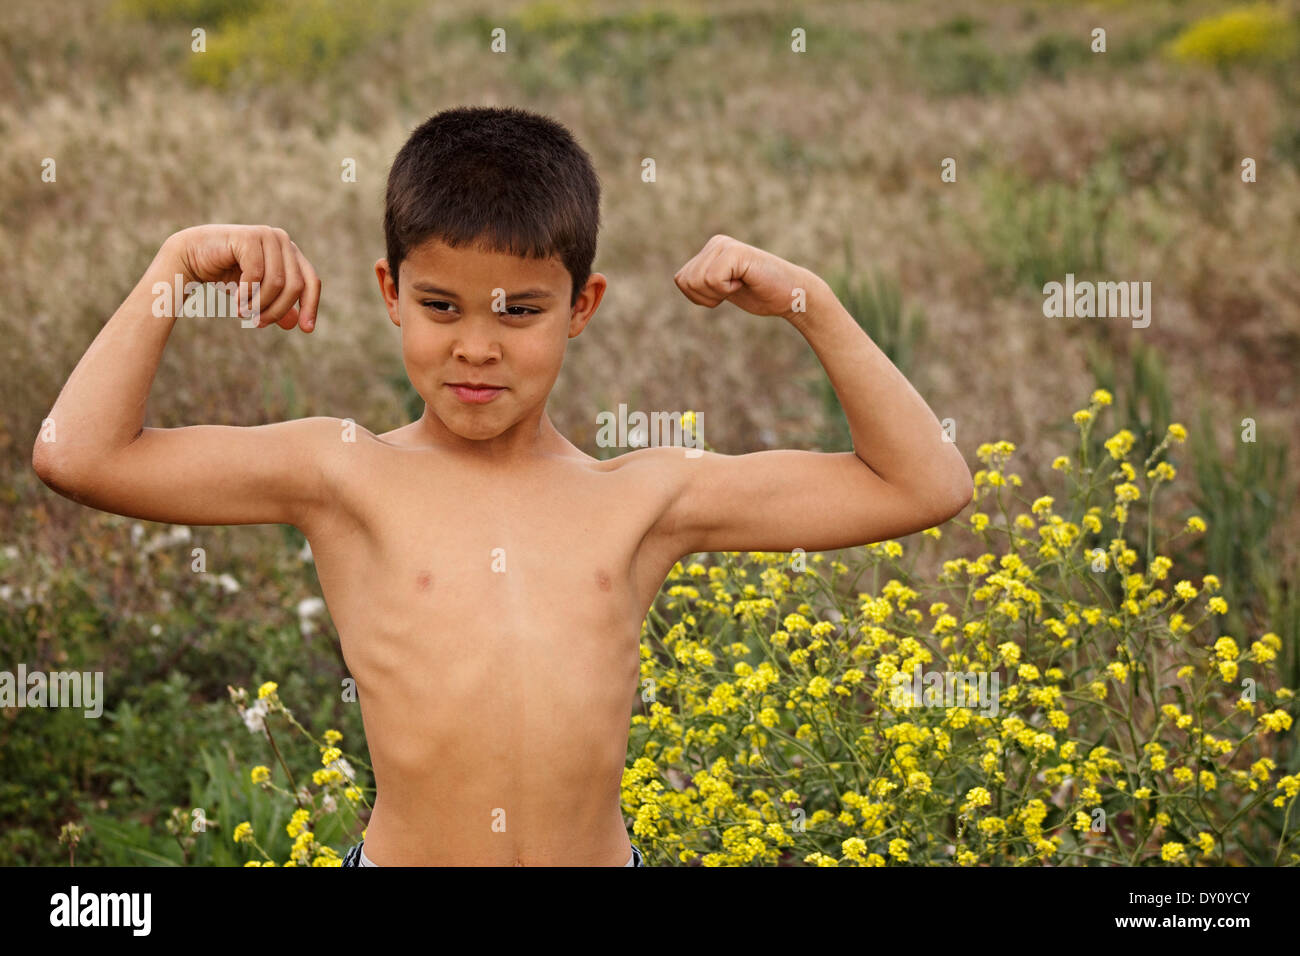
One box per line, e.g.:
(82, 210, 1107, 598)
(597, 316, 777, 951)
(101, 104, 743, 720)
(1, 0, 1297, 864)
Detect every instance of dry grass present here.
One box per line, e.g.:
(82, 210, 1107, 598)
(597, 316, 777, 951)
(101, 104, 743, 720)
(3, 0, 1298, 541)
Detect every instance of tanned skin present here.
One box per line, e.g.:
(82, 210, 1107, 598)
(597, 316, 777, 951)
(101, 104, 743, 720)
(33, 224, 972, 865)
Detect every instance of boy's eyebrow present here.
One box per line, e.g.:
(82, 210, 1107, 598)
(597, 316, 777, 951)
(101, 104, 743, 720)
(410, 283, 555, 301)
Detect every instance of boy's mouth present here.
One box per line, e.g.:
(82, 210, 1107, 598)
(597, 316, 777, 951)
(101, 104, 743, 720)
(447, 383, 506, 404)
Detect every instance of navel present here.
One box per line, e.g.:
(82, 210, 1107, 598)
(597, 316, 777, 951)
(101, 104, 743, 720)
(596, 569, 612, 592)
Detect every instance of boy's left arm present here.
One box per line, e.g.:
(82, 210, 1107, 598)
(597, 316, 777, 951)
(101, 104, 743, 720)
(653, 235, 973, 556)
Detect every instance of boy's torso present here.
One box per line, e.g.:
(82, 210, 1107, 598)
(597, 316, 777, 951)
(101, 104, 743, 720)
(300, 426, 683, 865)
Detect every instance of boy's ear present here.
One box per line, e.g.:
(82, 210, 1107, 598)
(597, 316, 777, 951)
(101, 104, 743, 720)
(375, 258, 400, 327)
(568, 272, 607, 339)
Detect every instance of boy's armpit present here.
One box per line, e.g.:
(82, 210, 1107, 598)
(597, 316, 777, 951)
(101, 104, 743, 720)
(35, 416, 348, 530)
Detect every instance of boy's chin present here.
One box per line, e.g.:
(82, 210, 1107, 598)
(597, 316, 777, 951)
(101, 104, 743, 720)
(440, 408, 512, 441)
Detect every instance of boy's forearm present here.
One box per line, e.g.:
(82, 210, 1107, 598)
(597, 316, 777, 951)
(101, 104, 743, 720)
(792, 276, 972, 505)
(34, 241, 185, 479)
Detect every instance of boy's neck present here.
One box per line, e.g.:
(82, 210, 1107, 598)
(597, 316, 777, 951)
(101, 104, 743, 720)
(407, 404, 574, 463)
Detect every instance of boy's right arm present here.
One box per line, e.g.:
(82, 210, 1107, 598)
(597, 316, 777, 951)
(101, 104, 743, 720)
(31, 224, 331, 530)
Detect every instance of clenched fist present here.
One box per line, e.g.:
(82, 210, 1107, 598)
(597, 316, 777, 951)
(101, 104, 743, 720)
(672, 234, 826, 322)
(163, 224, 321, 331)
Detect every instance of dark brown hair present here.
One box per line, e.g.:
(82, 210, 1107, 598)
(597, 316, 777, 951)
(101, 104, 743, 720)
(384, 106, 601, 306)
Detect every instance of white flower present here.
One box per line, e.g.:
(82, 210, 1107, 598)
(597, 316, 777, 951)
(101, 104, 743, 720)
(130, 523, 145, 547)
(241, 698, 269, 734)
(216, 573, 240, 594)
(2, 585, 34, 608)
(297, 596, 325, 619)
(297, 596, 326, 636)
(322, 793, 337, 814)
(150, 623, 162, 636)
(330, 758, 356, 782)
(298, 540, 314, 563)
(2, 545, 18, 560)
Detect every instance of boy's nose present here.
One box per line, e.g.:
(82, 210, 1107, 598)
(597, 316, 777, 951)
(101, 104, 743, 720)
(452, 335, 501, 363)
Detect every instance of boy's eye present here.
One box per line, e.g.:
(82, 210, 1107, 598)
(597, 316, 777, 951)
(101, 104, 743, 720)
(419, 300, 538, 319)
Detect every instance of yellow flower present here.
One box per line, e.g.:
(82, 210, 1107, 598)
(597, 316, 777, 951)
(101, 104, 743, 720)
(1160, 842, 1187, 863)
(783, 613, 811, 632)
(887, 838, 909, 863)
(1208, 597, 1228, 615)
(1259, 710, 1293, 733)
(1090, 389, 1113, 406)
(1186, 516, 1206, 533)
(841, 837, 868, 864)
(250, 765, 271, 785)
(1148, 461, 1176, 482)
(323, 729, 343, 745)
(1167, 423, 1188, 443)
(1051, 456, 1070, 472)
(1104, 429, 1136, 460)
(257, 681, 278, 700)
(233, 821, 253, 845)
(286, 808, 310, 839)
(1073, 409, 1092, 426)
(320, 746, 342, 765)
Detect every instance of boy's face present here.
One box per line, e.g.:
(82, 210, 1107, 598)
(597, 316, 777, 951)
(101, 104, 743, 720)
(376, 237, 605, 446)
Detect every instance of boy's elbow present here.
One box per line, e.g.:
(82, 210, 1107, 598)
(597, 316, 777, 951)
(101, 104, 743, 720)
(32, 442, 86, 496)
(929, 461, 974, 525)
(32, 440, 60, 487)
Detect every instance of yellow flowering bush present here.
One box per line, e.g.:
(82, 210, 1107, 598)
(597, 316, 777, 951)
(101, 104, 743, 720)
(1167, 3, 1299, 66)
(624, 392, 1297, 865)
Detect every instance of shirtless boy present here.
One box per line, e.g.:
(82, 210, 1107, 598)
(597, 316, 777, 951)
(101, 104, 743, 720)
(32, 106, 973, 867)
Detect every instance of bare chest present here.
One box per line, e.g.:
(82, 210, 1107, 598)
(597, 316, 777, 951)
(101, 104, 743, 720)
(303, 450, 676, 677)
